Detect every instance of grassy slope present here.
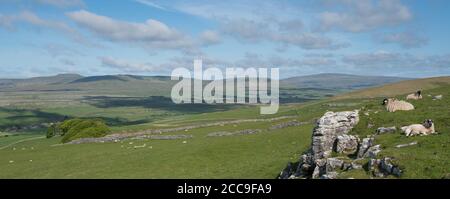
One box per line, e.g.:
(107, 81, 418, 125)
(333, 76, 450, 100)
(0, 77, 448, 178)
(344, 84, 450, 179)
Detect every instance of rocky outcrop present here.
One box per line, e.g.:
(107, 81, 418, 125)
(311, 111, 360, 160)
(369, 157, 402, 177)
(280, 110, 360, 179)
(279, 110, 403, 179)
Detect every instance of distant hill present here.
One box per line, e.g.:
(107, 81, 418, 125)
(0, 73, 410, 99)
(280, 73, 410, 90)
(0, 74, 175, 96)
(333, 76, 450, 99)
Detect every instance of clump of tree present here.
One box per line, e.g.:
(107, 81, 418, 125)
(46, 118, 110, 143)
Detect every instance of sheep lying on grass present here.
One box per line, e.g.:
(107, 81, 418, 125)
(401, 119, 437, 137)
(406, 90, 423, 100)
(382, 98, 414, 112)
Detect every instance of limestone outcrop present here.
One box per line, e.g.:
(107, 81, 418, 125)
(279, 110, 403, 179)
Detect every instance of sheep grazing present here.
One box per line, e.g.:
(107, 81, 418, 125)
(401, 119, 436, 137)
(382, 98, 415, 112)
(406, 90, 423, 100)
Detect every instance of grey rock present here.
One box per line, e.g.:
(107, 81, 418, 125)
(312, 159, 327, 179)
(342, 163, 352, 171)
(335, 134, 359, 155)
(365, 145, 382, 158)
(279, 162, 294, 179)
(369, 157, 402, 177)
(320, 172, 338, 179)
(269, 120, 307, 130)
(326, 158, 344, 172)
(433, 95, 443, 100)
(395, 141, 418, 148)
(312, 111, 359, 160)
(376, 127, 397, 134)
(351, 160, 363, 170)
(280, 110, 360, 179)
(312, 166, 321, 179)
(206, 129, 261, 137)
(357, 137, 374, 158)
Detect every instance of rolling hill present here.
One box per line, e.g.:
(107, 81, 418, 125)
(280, 73, 410, 90)
(0, 73, 409, 98)
(0, 76, 448, 179)
(333, 76, 450, 99)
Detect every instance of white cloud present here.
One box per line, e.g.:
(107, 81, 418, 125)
(200, 30, 221, 46)
(221, 18, 348, 50)
(221, 18, 269, 42)
(0, 11, 87, 44)
(318, 0, 412, 32)
(134, 0, 167, 10)
(375, 31, 428, 48)
(67, 10, 196, 52)
(273, 33, 350, 50)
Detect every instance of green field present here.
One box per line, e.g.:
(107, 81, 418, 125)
(0, 76, 448, 179)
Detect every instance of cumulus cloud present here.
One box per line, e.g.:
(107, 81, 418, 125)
(221, 18, 348, 50)
(273, 33, 350, 50)
(169, 0, 349, 50)
(221, 19, 269, 42)
(67, 10, 196, 52)
(318, 0, 412, 32)
(35, 0, 85, 8)
(0, 11, 87, 44)
(375, 31, 428, 48)
(200, 30, 221, 46)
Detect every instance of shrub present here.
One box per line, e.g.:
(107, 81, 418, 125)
(55, 119, 110, 143)
(46, 124, 59, 138)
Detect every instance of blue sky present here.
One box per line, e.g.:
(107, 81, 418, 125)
(0, 0, 449, 78)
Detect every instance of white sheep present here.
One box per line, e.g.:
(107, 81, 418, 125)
(382, 98, 415, 112)
(406, 90, 422, 100)
(133, 143, 147, 149)
(401, 119, 436, 137)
